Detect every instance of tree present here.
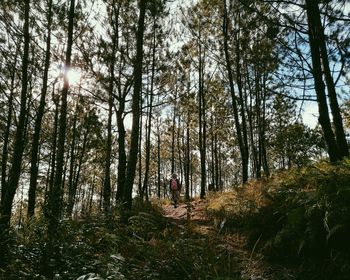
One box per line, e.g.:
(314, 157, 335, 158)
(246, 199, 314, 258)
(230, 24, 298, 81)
(305, 0, 348, 160)
(102, 0, 120, 216)
(305, 0, 343, 162)
(270, 94, 324, 168)
(0, 42, 19, 207)
(142, 13, 158, 201)
(43, 0, 76, 274)
(222, 0, 248, 183)
(0, 0, 30, 263)
(123, 0, 147, 209)
(27, 0, 53, 218)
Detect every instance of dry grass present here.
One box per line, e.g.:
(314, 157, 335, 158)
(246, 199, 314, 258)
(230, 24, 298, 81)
(206, 179, 271, 224)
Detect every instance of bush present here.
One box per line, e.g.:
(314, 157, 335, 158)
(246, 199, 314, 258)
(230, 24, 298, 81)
(205, 159, 350, 279)
(246, 159, 350, 279)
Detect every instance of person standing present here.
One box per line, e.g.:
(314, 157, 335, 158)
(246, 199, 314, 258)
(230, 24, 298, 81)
(170, 173, 181, 208)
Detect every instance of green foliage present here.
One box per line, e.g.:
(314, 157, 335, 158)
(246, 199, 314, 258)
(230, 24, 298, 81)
(342, 99, 350, 129)
(1, 200, 241, 279)
(1, 216, 124, 279)
(269, 95, 324, 169)
(247, 160, 350, 279)
(5, 160, 350, 279)
(120, 222, 239, 280)
(206, 159, 350, 279)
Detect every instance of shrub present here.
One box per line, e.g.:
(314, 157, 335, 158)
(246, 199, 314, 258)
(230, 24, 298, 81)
(247, 159, 350, 279)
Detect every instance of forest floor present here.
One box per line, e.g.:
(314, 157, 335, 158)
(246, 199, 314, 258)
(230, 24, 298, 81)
(161, 199, 294, 280)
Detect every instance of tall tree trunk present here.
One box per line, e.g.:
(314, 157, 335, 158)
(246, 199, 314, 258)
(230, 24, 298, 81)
(234, 25, 249, 182)
(261, 75, 270, 176)
(27, 0, 53, 218)
(47, 0, 75, 223)
(312, 3, 348, 158)
(142, 17, 157, 200)
(0, 0, 30, 229)
(1, 46, 18, 206)
(171, 89, 177, 175)
(222, 0, 247, 183)
(0, 0, 30, 265)
(123, 0, 147, 209)
(66, 110, 78, 217)
(305, 0, 340, 162)
(255, 70, 262, 178)
(210, 114, 215, 188)
(45, 91, 60, 213)
(88, 174, 96, 214)
(115, 61, 128, 202)
(157, 118, 161, 199)
(42, 1, 75, 275)
(70, 123, 90, 216)
(185, 115, 190, 201)
(138, 113, 143, 197)
(198, 32, 207, 199)
(214, 133, 219, 191)
(104, 0, 119, 213)
(177, 114, 184, 184)
(246, 77, 258, 178)
(116, 99, 126, 201)
(103, 92, 113, 214)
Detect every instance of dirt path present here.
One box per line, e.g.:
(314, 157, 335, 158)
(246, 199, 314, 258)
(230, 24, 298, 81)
(161, 199, 289, 280)
(162, 199, 207, 222)
(162, 199, 214, 233)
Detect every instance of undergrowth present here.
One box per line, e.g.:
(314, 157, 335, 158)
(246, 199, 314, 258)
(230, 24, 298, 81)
(1, 198, 240, 279)
(207, 159, 350, 280)
(3, 160, 349, 279)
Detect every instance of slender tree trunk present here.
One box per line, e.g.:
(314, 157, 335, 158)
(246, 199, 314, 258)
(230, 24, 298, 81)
(88, 174, 96, 213)
(261, 75, 270, 176)
(42, 1, 75, 275)
(47, 0, 75, 223)
(222, 0, 247, 183)
(171, 89, 177, 175)
(246, 83, 258, 178)
(66, 110, 78, 217)
(123, 0, 147, 209)
(103, 92, 113, 214)
(27, 0, 53, 218)
(177, 114, 184, 183)
(70, 123, 90, 216)
(104, 1, 119, 212)
(214, 133, 219, 191)
(0, 0, 30, 229)
(219, 144, 223, 190)
(157, 119, 161, 199)
(46, 92, 59, 213)
(138, 113, 143, 197)
(305, 0, 340, 162)
(255, 71, 262, 178)
(210, 114, 215, 188)
(185, 116, 190, 201)
(142, 19, 157, 200)
(116, 99, 126, 201)
(0, 0, 30, 265)
(198, 34, 207, 199)
(234, 26, 249, 182)
(1, 47, 18, 206)
(312, 3, 348, 158)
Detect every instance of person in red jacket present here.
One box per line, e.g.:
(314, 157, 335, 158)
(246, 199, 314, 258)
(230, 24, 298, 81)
(169, 173, 181, 208)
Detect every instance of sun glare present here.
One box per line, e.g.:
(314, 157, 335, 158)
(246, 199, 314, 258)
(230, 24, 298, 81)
(66, 68, 82, 86)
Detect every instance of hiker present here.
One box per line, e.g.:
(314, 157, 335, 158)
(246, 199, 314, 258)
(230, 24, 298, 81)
(170, 173, 181, 208)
